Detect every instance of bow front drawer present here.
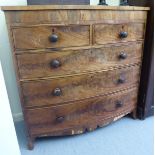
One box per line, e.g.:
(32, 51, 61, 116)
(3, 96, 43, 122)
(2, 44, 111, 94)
(21, 65, 140, 108)
(94, 23, 145, 45)
(26, 87, 138, 136)
(17, 42, 142, 79)
(12, 25, 90, 50)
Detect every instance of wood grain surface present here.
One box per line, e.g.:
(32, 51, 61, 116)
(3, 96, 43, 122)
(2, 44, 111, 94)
(12, 25, 90, 50)
(21, 65, 140, 108)
(94, 23, 145, 45)
(1, 5, 150, 11)
(26, 87, 138, 136)
(4, 10, 147, 25)
(16, 42, 143, 79)
(2, 6, 149, 149)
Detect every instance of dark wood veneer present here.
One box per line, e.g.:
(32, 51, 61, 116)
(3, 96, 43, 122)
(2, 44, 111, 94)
(2, 5, 149, 149)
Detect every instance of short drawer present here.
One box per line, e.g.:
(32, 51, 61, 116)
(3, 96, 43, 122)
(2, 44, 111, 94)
(22, 65, 140, 108)
(26, 87, 138, 136)
(94, 23, 145, 45)
(12, 25, 90, 50)
(17, 42, 143, 79)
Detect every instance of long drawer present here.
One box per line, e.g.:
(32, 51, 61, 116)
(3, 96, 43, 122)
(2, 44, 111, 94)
(26, 87, 138, 136)
(17, 42, 143, 79)
(94, 23, 145, 45)
(21, 65, 140, 108)
(12, 25, 90, 50)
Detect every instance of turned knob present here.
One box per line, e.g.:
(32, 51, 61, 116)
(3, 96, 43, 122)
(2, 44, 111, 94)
(50, 59, 61, 68)
(115, 101, 123, 108)
(56, 116, 65, 123)
(119, 52, 127, 59)
(119, 31, 128, 38)
(49, 34, 58, 42)
(117, 75, 126, 84)
(53, 88, 62, 96)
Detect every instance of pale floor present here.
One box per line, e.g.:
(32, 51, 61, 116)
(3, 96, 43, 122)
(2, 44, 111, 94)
(15, 116, 154, 155)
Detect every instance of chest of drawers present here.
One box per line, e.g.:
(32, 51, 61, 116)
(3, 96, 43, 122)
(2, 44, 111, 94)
(2, 5, 149, 150)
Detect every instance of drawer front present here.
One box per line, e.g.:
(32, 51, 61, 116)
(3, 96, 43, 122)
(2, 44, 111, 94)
(26, 87, 138, 136)
(22, 65, 140, 108)
(17, 42, 143, 79)
(94, 23, 145, 45)
(12, 25, 90, 50)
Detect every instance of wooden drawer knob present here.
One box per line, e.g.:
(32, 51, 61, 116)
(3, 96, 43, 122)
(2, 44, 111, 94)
(53, 88, 62, 96)
(119, 52, 127, 59)
(51, 59, 61, 68)
(49, 34, 58, 42)
(115, 101, 123, 108)
(119, 31, 128, 38)
(56, 116, 65, 123)
(117, 75, 126, 84)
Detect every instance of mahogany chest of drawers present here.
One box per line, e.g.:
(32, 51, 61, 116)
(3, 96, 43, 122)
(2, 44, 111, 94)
(2, 5, 149, 150)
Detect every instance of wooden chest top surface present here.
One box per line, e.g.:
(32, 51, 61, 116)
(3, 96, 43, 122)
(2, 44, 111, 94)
(1, 5, 150, 11)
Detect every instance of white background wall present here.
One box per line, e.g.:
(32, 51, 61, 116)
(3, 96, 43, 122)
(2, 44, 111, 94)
(0, 0, 120, 122)
(0, 61, 21, 155)
(0, 0, 27, 121)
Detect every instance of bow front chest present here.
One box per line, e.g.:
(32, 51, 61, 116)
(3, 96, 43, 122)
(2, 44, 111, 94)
(2, 5, 149, 150)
